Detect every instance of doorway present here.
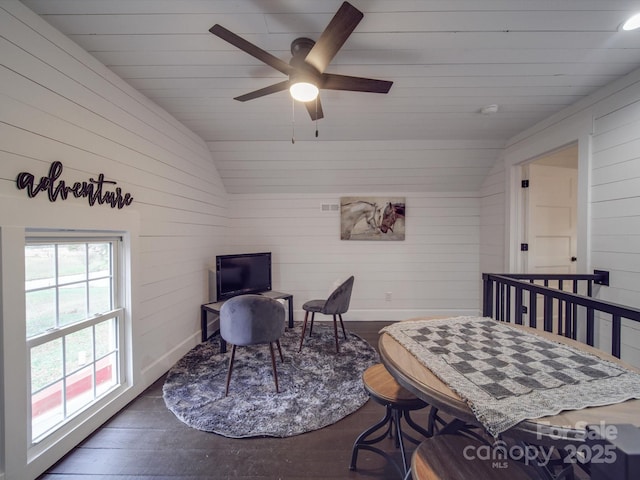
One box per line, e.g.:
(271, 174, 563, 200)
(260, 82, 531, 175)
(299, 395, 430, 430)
(522, 144, 578, 274)
(520, 144, 579, 332)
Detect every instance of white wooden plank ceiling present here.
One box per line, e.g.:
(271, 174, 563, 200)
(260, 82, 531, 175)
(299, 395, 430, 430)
(21, 0, 640, 194)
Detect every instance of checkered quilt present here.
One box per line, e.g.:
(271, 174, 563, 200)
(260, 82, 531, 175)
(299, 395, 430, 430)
(381, 316, 640, 437)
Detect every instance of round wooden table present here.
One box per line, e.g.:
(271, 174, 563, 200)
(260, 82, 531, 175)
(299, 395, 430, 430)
(379, 318, 640, 447)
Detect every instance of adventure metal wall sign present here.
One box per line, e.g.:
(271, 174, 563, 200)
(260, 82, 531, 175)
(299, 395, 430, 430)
(16, 161, 133, 209)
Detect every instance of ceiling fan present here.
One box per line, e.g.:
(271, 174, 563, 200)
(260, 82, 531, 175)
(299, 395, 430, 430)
(209, 1, 393, 121)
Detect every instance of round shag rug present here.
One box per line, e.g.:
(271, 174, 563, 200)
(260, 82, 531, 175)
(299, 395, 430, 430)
(163, 323, 378, 438)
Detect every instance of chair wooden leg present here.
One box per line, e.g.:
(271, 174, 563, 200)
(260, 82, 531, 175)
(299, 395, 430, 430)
(225, 344, 237, 397)
(333, 314, 340, 353)
(309, 312, 315, 335)
(299, 311, 310, 352)
(269, 342, 279, 393)
(276, 339, 284, 362)
(338, 313, 347, 339)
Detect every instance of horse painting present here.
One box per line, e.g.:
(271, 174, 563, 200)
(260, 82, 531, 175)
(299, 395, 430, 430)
(340, 197, 405, 240)
(380, 202, 405, 234)
(340, 200, 381, 240)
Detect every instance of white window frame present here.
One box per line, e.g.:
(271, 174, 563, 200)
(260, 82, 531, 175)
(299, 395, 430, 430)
(1, 199, 139, 479)
(21, 231, 129, 464)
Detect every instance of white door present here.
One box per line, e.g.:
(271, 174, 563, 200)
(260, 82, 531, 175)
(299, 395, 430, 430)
(525, 162, 578, 332)
(527, 164, 578, 274)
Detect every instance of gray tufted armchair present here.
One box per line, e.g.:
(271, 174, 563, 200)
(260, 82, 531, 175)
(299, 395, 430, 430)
(298, 276, 355, 353)
(220, 294, 286, 396)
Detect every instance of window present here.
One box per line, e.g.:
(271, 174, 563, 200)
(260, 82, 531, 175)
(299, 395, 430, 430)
(25, 236, 124, 443)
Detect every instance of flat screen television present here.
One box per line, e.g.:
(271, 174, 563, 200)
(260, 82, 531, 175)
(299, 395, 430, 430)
(215, 252, 272, 301)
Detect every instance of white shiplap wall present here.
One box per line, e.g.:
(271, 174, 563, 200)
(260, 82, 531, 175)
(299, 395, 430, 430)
(0, 3, 227, 477)
(210, 138, 503, 319)
(225, 191, 482, 322)
(1, 0, 228, 378)
(479, 159, 507, 276)
(591, 77, 640, 365)
(503, 66, 640, 367)
(211, 139, 502, 194)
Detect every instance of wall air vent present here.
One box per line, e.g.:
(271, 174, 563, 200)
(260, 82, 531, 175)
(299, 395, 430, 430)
(321, 204, 339, 212)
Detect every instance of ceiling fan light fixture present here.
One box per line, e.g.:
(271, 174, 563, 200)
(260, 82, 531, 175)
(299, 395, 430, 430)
(621, 12, 640, 30)
(289, 81, 319, 102)
(210, 2, 391, 120)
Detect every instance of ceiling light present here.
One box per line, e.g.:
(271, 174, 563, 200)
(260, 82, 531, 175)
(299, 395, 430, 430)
(289, 82, 319, 102)
(621, 12, 640, 30)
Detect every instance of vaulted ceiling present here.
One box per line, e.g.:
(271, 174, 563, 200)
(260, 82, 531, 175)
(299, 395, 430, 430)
(22, 0, 640, 194)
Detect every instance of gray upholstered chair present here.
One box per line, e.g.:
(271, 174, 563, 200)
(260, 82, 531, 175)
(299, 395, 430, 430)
(298, 276, 355, 353)
(220, 294, 285, 396)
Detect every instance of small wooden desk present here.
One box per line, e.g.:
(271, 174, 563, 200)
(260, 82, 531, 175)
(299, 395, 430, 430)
(200, 291, 294, 351)
(379, 317, 640, 447)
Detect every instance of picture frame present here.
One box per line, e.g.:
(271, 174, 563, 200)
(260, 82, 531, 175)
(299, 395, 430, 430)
(340, 196, 405, 241)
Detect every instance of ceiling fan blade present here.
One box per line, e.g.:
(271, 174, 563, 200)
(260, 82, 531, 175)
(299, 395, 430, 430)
(210, 24, 293, 76)
(304, 97, 324, 120)
(304, 2, 363, 73)
(321, 73, 393, 93)
(234, 80, 290, 102)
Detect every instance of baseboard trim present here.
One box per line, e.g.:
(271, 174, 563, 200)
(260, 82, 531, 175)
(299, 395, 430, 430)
(292, 309, 480, 322)
(139, 331, 200, 386)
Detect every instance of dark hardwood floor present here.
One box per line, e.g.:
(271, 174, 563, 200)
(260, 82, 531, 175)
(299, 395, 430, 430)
(39, 321, 436, 480)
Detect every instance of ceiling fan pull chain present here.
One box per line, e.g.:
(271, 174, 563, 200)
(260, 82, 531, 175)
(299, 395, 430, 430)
(291, 98, 296, 144)
(315, 98, 319, 138)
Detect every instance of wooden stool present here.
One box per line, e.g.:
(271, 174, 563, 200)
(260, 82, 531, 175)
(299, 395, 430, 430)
(350, 364, 432, 478)
(411, 434, 534, 480)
